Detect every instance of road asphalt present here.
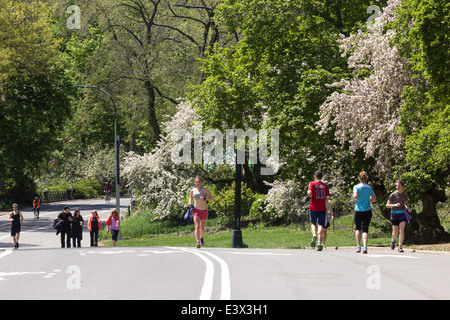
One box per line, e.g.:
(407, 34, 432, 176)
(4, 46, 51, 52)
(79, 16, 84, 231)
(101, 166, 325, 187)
(1, 199, 449, 301)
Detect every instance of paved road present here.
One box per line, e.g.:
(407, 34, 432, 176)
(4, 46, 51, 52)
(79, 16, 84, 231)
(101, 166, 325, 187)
(0, 198, 128, 249)
(1, 199, 449, 301)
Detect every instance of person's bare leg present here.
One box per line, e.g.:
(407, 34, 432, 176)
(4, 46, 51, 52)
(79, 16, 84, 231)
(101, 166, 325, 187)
(194, 216, 201, 247)
(199, 220, 207, 246)
(355, 230, 361, 247)
(398, 221, 406, 249)
(362, 232, 369, 247)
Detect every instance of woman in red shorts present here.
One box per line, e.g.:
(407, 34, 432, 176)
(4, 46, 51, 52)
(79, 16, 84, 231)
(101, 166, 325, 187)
(188, 176, 213, 248)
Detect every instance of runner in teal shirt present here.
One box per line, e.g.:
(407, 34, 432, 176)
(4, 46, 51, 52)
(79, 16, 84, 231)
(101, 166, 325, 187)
(352, 171, 376, 254)
(353, 183, 375, 212)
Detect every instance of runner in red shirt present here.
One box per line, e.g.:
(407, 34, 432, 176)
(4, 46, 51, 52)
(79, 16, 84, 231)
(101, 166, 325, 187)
(307, 170, 330, 251)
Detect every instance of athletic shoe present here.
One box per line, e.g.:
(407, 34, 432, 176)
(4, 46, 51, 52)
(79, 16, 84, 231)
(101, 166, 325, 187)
(311, 235, 317, 248)
(390, 240, 396, 250)
(200, 238, 204, 246)
(398, 247, 404, 253)
(363, 246, 368, 254)
(196, 242, 201, 248)
(317, 243, 323, 251)
(355, 245, 361, 253)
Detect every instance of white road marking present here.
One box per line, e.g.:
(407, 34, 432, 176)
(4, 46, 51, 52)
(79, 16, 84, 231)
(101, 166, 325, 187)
(0, 271, 46, 281)
(202, 251, 231, 300)
(81, 250, 135, 255)
(0, 235, 11, 241)
(142, 250, 182, 254)
(174, 247, 231, 300)
(365, 254, 419, 259)
(224, 251, 291, 256)
(0, 249, 13, 260)
(178, 248, 214, 300)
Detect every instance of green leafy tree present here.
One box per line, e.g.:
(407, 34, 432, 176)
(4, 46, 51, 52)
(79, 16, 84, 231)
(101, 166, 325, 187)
(318, 0, 449, 244)
(394, 0, 450, 243)
(0, 0, 73, 200)
(190, 0, 387, 190)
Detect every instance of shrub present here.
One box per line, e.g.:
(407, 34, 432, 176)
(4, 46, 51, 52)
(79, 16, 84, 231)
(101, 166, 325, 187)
(264, 179, 309, 224)
(38, 180, 71, 194)
(73, 179, 101, 199)
(249, 194, 275, 224)
(0, 198, 14, 211)
(209, 182, 257, 225)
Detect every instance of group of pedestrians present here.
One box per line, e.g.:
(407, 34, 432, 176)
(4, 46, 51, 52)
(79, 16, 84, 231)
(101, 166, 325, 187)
(5, 203, 121, 249)
(307, 170, 411, 253)
(6, 172, 411, 252)
(55, 207, 121, 248)
(186, 171, 411, 253)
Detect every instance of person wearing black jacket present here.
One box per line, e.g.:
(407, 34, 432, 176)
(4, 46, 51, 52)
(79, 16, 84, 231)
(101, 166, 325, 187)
(72, 209, 84, 247)
(58, 206, 73, 248)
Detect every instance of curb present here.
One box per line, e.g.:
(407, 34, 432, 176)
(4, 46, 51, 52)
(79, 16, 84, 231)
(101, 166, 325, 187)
(331, 246, 450, 256)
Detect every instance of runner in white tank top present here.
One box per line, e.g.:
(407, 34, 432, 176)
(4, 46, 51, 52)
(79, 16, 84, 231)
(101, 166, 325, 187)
(188, 176, 213, 248)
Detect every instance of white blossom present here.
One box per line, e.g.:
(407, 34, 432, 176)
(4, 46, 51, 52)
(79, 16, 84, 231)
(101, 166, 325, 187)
(122, 100, 198, 219)
(317, 0, 417, 179)
(264, 180, 308, 221)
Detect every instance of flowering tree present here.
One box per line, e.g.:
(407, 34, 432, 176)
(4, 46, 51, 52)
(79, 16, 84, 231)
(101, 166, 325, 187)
(318, 0, 450, 243)
(317, 0, 417, 180)
(122, 100, 198, 219)
(264, 180, 309, 225)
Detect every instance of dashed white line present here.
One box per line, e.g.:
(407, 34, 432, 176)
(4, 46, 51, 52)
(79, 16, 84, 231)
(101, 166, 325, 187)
(225, 251, 292, 256)
(0, 249, 13, 260)
(0, 271, 47, 281)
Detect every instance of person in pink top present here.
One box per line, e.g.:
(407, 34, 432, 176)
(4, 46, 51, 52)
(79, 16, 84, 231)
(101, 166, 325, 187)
(106, 209, 120, 247)
(307, 170, 330, 251)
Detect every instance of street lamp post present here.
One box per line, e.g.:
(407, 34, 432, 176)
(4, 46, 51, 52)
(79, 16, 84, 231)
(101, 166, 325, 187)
(74, 85, 121, 214)
(232, 154, 244, 248)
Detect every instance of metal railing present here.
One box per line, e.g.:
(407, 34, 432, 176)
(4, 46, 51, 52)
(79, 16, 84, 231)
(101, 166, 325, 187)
(42, 188, 74, 203)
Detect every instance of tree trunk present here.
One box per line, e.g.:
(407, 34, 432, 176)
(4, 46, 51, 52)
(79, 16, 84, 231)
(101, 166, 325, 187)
(144, 79, 161, 143)
(405, 187, 450, 244)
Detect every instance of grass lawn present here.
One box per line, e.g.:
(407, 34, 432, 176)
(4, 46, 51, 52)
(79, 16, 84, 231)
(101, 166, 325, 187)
(98, 198, 450, 251)
(100, 215, 394, 249)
